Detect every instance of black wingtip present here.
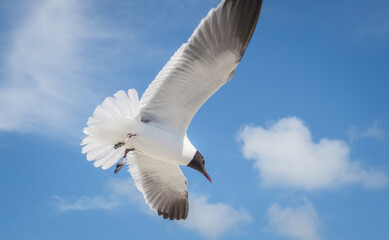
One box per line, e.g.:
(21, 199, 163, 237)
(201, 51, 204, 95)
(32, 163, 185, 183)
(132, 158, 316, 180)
(222, 0, 263, 60)
(244, 0, 263, 49)
(240, 0, 263, 58)
(157, 198, 189, 221)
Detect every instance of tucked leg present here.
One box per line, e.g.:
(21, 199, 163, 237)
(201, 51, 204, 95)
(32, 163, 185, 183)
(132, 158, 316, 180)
(114, 148, 135, 174)
(114, 133, 137, 149)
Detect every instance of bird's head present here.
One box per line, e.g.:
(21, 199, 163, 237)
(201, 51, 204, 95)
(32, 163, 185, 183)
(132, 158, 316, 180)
(187, 151, 212, 183)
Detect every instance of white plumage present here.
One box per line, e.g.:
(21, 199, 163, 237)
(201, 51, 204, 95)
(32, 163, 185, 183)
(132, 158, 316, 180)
(82, 0, 263, 220)
(82, 90, 139, 169)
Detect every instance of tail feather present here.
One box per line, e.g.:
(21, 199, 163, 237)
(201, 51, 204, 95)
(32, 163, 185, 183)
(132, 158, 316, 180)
(81, 89, 140, 170)
(85, 145, 112, 161)
(101, 149, 126, 170)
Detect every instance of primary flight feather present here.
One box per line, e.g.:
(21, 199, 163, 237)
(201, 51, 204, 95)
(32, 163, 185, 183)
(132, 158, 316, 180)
(82, 0, 263, 220)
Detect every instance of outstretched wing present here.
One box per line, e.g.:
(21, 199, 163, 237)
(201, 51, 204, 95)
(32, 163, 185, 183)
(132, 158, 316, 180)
(140, 0, 263, 133)
(128, 152, 189, 220)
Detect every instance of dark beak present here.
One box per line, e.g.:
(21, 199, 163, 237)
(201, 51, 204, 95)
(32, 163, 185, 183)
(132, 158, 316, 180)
(203, 169, 212, 184)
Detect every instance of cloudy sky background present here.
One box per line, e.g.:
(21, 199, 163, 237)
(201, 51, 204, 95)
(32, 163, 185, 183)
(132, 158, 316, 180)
(1, 0, 388, 239)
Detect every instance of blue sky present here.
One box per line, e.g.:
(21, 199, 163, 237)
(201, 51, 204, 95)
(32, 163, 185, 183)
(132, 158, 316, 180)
(0, 0, 388, 239)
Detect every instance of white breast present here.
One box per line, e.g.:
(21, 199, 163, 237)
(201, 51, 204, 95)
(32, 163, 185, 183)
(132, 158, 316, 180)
(131, 122, 196, 165)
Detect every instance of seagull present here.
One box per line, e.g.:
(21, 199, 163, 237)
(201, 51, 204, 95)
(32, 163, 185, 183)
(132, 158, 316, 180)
(82, 0, 263, 220)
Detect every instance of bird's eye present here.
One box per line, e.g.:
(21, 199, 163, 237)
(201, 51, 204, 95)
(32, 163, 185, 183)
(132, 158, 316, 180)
(202, 159, 205, 165)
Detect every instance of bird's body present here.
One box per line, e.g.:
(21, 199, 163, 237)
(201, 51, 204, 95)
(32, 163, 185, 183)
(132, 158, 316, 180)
(130, 120, 196, 166)
(82, 0, 263, 220)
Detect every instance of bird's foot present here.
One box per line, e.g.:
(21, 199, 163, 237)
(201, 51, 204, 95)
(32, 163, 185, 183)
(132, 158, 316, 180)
(114, 161, 125, 174)
(114, 142, 125, 149)
(114, 148, 135, 174)
(114, 133, 136, 149)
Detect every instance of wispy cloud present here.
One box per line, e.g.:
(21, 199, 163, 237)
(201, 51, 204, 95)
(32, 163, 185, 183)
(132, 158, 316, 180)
(0, 0, 106, 138)
(266, 199, 322, 240)
(53, 178, 147, 213)
(238, 117, 388, 190)
(0, 0, 157, 140)
(53, 195, 120, 212)
(179, 195, 251, 239)
(54, 178, 250, 239)
(348, 120, 385, 142)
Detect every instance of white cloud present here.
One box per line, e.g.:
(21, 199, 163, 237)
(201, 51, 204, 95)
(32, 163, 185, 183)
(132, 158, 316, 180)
(53, 178, 147, 212)
(54, 178, 250, 239)
(267, 200, 322, 240)
(179, 195, 251, 239)
(53, 195, 120, 212)
(238, 117, 388, 190)
(0, 0, 113, 138)
(348, 121, 385, 142)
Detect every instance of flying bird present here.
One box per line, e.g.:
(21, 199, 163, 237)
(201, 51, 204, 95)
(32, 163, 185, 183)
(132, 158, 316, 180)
(82, 0, 263, 220)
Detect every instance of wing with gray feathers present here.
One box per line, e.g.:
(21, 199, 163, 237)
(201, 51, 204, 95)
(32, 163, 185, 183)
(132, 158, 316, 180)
(128, 152, 189, 220)
(140, 0, 263, 133)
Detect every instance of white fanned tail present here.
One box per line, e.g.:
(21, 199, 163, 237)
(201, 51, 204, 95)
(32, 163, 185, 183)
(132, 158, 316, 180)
(81, 89, 140, 170)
